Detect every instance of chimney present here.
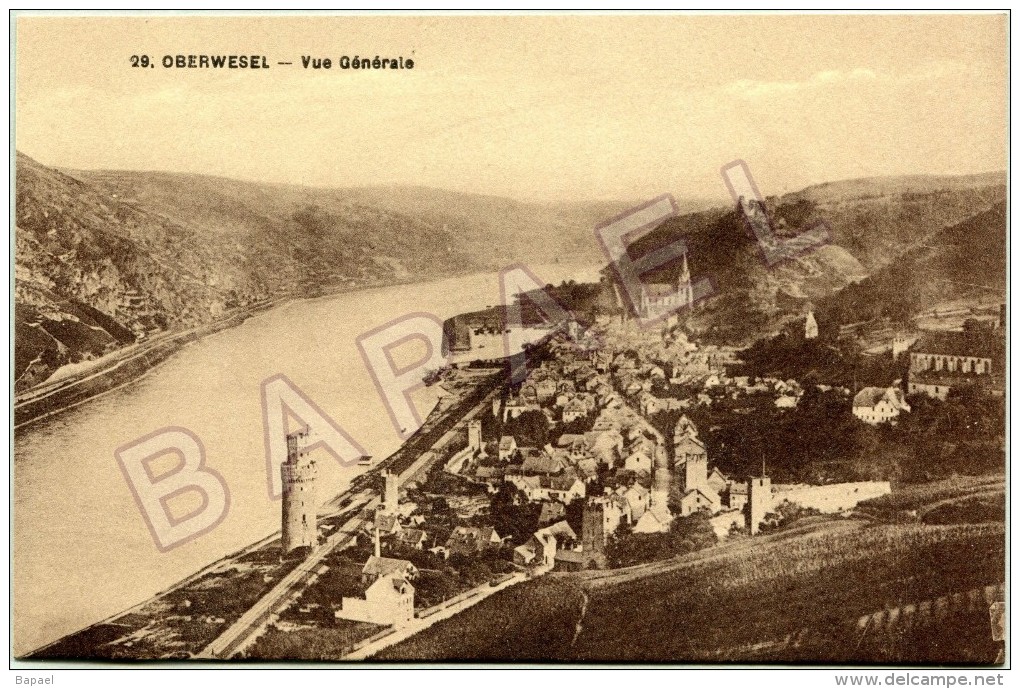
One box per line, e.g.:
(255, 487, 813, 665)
(374, 526, 381, 558)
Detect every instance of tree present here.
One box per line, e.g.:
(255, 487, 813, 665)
(504, 409, 550, 447)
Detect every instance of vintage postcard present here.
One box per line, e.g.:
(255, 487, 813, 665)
(11, 12, 1007, 669)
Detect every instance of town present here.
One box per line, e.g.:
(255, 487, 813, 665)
(252, 273, 1005, 658)
(27, 272, 1005, 662)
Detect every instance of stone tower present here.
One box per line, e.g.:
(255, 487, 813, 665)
(651, 439, 671, 507)
(381, 470, 399, 515)
(581, 499, 609, 569)
(677, 453, 708, 494)
(467, 419, 482, 452)
(282, 430, 318, 554)
(747, 475, 772, 535)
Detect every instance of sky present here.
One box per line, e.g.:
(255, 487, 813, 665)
(14, 13, 1008, 202)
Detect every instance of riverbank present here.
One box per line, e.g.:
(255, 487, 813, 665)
(13, 262, 563, 432)
(14, 299, 282, 431)
(12, 268, 469, 432)
(23, 367, 504, 660)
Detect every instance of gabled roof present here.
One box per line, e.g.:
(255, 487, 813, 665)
(680, 487, 719, 504)
(538, 501, 566, 523)
(499, 435, 517, 451)
(911, 330, 1004, 360)
(362, 556, 415, 579)
(539, 474, 581, 491)
(853, 386, 906, 409)
(556, 433, 586, 447)
(521, 453, 564, 475)
(397, 528, 427, 545)
(643, 283, 678, 297)
(537, 520, 578, 542)
(674, 434, 707, 452)
(475, 466, 505, 480)
(625, 482, 650, 497)
(445, 526, 500, 550)
(374, 512, 400, 533)
(575, 458, 599, 479)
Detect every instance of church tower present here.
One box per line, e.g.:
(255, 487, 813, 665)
(282, 430, 318, 554)
(677, 253, 694, 308)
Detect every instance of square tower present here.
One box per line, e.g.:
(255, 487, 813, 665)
(747, 476, 772, 535)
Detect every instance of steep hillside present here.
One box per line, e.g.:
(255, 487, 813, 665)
(14, 153, 477, 387)
(621, 174, 1004, 344)
(16, 155, 1005, 388)
(818, 201, 1007, 326)
(68, 171, 639, 270)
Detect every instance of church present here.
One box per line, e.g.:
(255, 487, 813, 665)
(638, 254, 695, 320)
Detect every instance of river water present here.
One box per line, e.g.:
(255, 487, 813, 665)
(13, 264, 601, 655)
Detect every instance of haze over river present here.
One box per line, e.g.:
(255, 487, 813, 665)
(14, 264, 601, 655)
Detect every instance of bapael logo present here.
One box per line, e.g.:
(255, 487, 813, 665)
(114, 161, 827, 551)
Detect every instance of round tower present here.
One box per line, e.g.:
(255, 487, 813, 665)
(282, 432, 318, 554)
(467, 419, 482, 452)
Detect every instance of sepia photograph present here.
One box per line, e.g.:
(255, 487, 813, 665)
(10, 11, 1009, 671)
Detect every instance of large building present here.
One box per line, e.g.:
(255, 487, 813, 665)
(907, 328, 1005, 400)
(637, 254, 695, 320)
(852, 386, 910, 425)
(336, 556, 417, 627)
(281, 430, 318, 554)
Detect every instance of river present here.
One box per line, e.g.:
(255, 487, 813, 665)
(13, 263, 602, 656)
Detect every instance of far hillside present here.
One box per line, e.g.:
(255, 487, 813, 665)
(15, 154, 629, 388)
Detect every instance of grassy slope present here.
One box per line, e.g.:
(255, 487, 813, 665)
(378, 478, 1004, 663)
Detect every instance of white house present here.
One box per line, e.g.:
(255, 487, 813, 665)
(336, 556, 417, 627)
(623, 450, 653, 475)
(677, 487, 721, 516)
(852, 386, 910, 424)
(633, 504, 673, 534)
(622, 483, 651, 522)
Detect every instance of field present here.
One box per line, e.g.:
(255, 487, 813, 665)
(378, 476, 1004, 663)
